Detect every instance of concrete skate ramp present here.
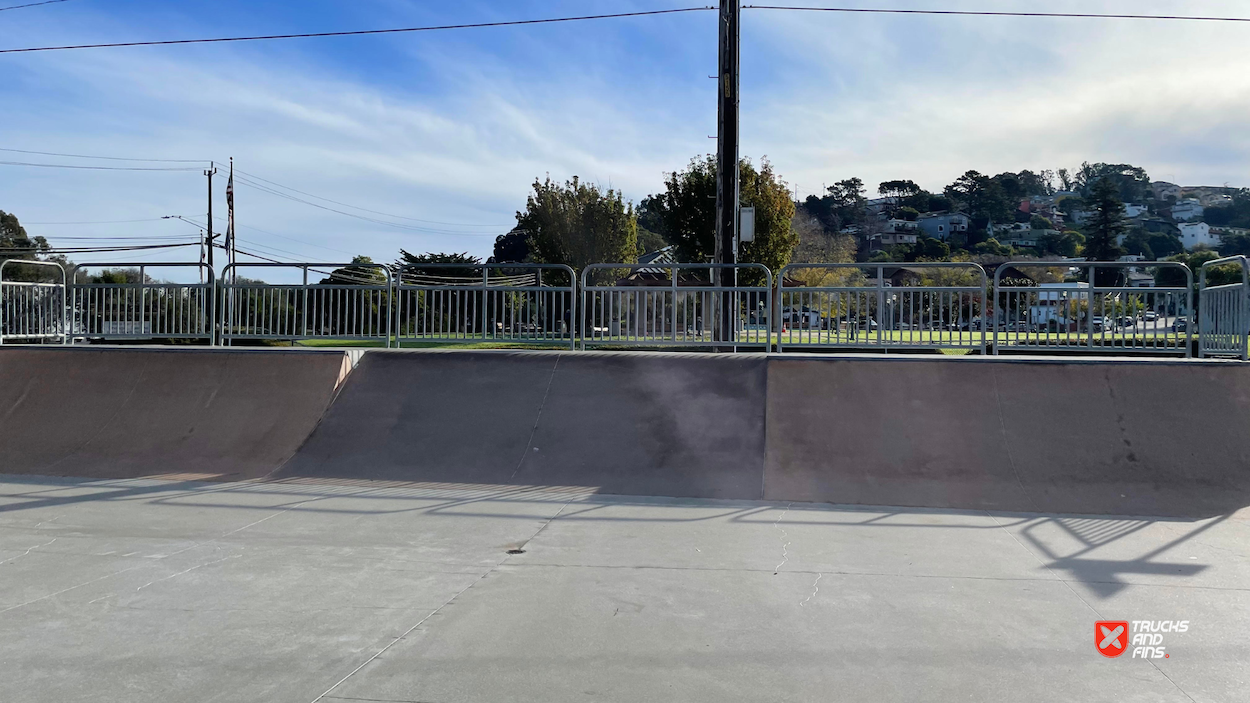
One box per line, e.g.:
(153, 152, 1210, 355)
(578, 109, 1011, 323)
(0, 347, 351, 480)
(765, 356, 1250, 517)
(278, 351, 768, 499)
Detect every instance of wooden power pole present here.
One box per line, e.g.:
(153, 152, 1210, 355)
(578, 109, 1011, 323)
(715, 0, 741, 342)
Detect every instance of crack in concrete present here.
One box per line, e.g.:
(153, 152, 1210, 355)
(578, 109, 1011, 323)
(800, 573, 822, 607)
(135, 555, 237, 592)
(773, 503, 792, 575)
(0, 537, 57, 566)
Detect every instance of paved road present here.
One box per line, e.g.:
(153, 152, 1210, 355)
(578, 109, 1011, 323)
(2, 476, 1245, 702)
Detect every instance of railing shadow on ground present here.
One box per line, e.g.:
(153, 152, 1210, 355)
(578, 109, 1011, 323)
(0, 474, 1235, 601)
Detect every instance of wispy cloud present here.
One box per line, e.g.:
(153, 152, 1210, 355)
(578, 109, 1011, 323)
(1, 0, 1247, 265)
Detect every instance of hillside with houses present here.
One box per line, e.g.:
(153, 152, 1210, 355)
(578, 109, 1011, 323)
(790, 163, 1250, 269)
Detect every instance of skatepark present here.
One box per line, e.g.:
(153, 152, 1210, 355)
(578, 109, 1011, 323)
(1, 346, 1247, 701)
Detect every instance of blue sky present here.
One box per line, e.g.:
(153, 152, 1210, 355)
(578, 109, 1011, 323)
(2, 0, 1248, 275)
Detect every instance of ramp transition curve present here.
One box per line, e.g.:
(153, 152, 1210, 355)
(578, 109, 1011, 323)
(0, 347, 351, 481)
(3, 347, 1248, 517)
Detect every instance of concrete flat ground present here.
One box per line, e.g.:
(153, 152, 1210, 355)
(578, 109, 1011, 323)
(1, 475, 1247, 703)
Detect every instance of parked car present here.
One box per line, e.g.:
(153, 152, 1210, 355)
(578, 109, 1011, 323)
(1172, 318, 1189, 332)
(1143, 311, 1158, 322)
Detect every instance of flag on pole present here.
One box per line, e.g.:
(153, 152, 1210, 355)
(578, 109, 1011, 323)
(225, 158, 237, 284)
(226, 159, 235, 272)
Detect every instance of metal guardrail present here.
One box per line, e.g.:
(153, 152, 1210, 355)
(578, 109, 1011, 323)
(776, 262, 987, 353)
(67, 263, 215, 344)
(1198, 256, 1249, 360)
(7, 257, 1250, 360)
(580, 263, 773, 349)
(0, 260, 67, 345)
(394, 264, 576, 349)
(992, 261, 1192, 357)
(220, 263, 393, 347)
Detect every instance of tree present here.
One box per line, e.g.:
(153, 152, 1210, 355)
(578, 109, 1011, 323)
(913, 236, 950, 260)
(972, 238, 1013, 257)
(739, 158, 799, 275)
(1030, 215, 1053, 231)
(1, 210, 63, 281)
(648, 155, 798, 274)
(1084, 178, 1128, 262)
(878, 180, 922, 199)
(492, 229, 530, 263)
(1218, 232, 1250, 257)
(944, 170, 1011, 240)
(516, 176, 638, 273)
(1039, 231, 1084, 258)
(1074, 162, 1151, 203)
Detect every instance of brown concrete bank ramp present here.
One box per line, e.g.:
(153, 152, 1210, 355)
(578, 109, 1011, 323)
(0, 347, 351, 480)
(277, 351, 768, 499)
(765, 356, 1250, 517)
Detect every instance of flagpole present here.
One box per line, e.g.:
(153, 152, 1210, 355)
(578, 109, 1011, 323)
(227, 158, 236, 284)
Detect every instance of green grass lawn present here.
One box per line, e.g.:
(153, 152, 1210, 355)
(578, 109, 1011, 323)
(283, 329, 1186, 352)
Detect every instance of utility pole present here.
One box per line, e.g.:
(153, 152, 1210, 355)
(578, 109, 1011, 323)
(204, 161, 218, 270)
(715, 0, 741, 343)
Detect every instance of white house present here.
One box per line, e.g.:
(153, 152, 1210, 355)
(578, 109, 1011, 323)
(1179, 222, 1219, 250)
(1124, 203, 1149, 218)
(1172, 199, 1205, 222)
(1029, 283, 1090, 326)
(916, 212, 970, 241)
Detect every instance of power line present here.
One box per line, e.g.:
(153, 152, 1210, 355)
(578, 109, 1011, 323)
(224, 173, 498, 236)
(0, 147, 205, 164)
(0, 0, 71, 12)
(0, 160, 201, 172)
(230, 168, 511, 228)
(0, 242, 199, 254)
(23, 217, 174, 225)
(0, 7, 717, 54)
(743, 6, 1250, 23)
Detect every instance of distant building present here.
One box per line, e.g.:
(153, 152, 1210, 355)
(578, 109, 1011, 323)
(1179, 222, 1219, 250)
(1212, 226, 1250, 239)
(1171, 199, 1205, 222)
(1029, 282, 1090, 326)
(869, 232, 919, 249)
(916, 212, 970, 241)
(997, 224, 1058, 248)
(1152, 181, 1182, 202)
(1124, 203, 1149, 218)
(1126, 271, 1155, 288)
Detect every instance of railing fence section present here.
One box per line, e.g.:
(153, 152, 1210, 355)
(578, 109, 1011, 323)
(992, 262, 1192, 356)
(580, 263, 773, 349)
(0, 260, 67, 345)
(776, 263, 987, 353)
(220, 263, 392, 347)
(4, 258, 1250, 359)
(67, 263, 215, 344)
(1198, 256, 1249, 360)
(394, 264, 576, 349)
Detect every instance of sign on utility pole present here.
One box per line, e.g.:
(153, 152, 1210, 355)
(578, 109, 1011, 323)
(715, 0, 741, 343)
(739, 207, 756, 247)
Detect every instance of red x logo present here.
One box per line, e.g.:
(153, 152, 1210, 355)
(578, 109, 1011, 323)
(1096, 621, 1129, 658)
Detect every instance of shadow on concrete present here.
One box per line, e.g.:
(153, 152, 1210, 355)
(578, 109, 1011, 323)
(0, 474, 1232, 601)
